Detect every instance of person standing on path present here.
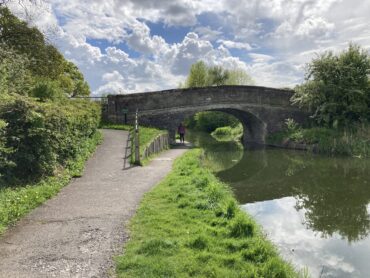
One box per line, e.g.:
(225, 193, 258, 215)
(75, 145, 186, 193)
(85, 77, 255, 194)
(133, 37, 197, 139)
(177, 123, 186, 144)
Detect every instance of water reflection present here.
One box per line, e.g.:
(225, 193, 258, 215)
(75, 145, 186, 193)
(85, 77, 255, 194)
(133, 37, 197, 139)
(186, 130, 243, 172)
(218, 149, 370, 243)
(243, 199, 370, 278)
(188, 130, 370, 277)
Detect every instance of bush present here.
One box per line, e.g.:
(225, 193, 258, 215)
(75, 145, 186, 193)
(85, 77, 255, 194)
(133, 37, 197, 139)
(0, 120, 13, 174)
(212, 126, 233, 136)
(293, 44, 370, 127)
(0, 94, 100, 182)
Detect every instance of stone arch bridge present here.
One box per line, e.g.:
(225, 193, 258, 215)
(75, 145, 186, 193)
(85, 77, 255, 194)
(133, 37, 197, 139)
(106, 85, 308, 145)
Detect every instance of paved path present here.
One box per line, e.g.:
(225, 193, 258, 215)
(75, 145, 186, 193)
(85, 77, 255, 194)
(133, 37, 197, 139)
(0, 129, 188, 278)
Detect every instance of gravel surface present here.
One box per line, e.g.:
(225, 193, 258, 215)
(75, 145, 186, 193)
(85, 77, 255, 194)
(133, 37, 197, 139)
(0, 129, 187, 278)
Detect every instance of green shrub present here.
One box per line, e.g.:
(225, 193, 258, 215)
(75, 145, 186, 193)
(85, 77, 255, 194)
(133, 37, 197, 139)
(211, 123, 243, 141)
(0, 94, 100, 182)
(212, 126, 233, 136)
(0, 120, 13, 174)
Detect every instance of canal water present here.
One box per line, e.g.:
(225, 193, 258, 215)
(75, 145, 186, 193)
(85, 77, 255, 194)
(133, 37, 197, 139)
(186, 130, 370, 278)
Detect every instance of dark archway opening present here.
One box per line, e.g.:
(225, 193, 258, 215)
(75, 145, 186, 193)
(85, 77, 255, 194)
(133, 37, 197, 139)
(181, 108, 267, 146)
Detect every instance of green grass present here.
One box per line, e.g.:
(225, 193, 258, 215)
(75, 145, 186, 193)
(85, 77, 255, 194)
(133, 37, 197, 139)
(101, 123, 167, 165)
(116, 149, 301, 277)
(0, 131, 103, 234)
(211, 123, 243, 142)
(267, 125, 370, 158)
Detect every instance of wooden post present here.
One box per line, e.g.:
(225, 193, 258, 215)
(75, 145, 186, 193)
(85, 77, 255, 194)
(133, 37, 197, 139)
(134, 108, 140, 164)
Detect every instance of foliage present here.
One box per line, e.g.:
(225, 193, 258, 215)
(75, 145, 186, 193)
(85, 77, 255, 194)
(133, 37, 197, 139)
(0, 44, 32, 95)
(0, 119, 13, 173)
(267, 121, 370, 158)
(0, 131, 102, 234)
(186, 111, 240, 133)
(0, 95, 101, 182)
(211, 123, 243, 142)
(225, 68, 255, 86)
(0, 7, 64, 79)
(30, 78, 66, 101)
(0, 4, 101, 233)
(207, 65, 230, 86)
(184, 61, 209, 88)
(0, 7, 90, 98)
(116, 149, 299, 277)
(292, 44, 370, 127)
(184, 61, 254, 88)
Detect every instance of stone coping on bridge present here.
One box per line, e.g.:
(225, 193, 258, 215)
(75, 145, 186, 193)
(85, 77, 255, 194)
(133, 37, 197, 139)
(107, 85, 294, 98)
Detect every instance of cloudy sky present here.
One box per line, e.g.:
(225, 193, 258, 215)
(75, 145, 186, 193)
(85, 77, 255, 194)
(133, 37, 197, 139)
(9, 0, 370, 96)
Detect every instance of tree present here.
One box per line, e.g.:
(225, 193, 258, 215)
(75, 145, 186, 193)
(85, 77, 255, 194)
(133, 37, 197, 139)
(184, 61, 254, 88)
(0, 7, 90, 98)
(226, 69, 255, 85)
(185, 61, 208, 87)
(61, 61, 90, 97)
(0, 44, 32, 95)
(207, 66, 229, 86)
(0, 7, 65, 79)
(292, 44, 370, 128)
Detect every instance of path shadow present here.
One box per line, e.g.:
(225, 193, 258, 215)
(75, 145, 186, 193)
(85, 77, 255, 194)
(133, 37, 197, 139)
(123, 132, 133, 170)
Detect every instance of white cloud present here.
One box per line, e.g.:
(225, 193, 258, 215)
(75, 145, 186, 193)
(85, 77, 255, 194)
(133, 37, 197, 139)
(218, 39, 253, 51)
(248, 53, 274, 63)
(7, 0, 370, 96)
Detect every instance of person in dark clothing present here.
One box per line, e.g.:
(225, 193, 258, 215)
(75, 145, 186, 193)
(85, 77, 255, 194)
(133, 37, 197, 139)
(177, 123, 186, 143)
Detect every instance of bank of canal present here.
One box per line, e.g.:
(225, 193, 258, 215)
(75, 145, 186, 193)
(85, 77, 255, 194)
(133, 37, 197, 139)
(187, 130, 370, 278)
(116, 148, 299, 277)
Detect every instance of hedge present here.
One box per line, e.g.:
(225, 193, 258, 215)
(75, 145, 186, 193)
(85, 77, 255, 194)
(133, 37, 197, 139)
(0, 94, 100, 183)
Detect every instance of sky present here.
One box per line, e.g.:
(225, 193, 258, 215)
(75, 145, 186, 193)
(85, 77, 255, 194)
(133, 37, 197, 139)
(8, 0, 370, 96)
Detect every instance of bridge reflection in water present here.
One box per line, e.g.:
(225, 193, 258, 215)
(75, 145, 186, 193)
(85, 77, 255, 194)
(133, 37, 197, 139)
(188, 130, 370, 278)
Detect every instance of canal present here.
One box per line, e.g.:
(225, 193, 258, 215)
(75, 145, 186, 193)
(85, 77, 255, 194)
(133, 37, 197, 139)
(186, 130, 370, 278)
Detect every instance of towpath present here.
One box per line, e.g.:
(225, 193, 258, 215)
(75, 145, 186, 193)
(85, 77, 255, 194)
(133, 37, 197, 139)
(0, 129, 187, 278)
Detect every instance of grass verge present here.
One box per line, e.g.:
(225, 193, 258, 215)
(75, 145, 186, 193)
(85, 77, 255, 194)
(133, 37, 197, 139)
(101, 124, 167, 165)
(116, 149, 300, 277)
(0, 131, 103, 234)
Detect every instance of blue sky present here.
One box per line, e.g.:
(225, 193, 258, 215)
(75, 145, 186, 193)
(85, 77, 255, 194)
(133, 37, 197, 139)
(9, 0, 370, 95)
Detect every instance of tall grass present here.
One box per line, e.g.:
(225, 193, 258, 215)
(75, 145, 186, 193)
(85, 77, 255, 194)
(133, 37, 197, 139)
(116, 149, 302, 277)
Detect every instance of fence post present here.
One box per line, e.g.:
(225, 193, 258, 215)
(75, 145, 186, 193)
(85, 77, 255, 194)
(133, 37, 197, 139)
(134, 108, 140, 164)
